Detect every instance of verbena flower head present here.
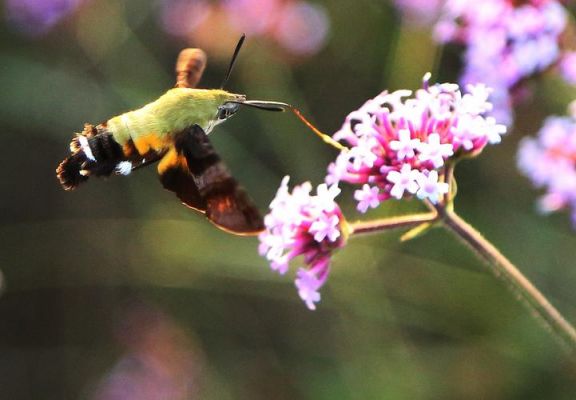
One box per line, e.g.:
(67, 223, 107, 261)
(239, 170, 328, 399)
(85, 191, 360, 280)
(434, 0, 569, 126)
(258, 177, 348, 310)
(518, 106, 576, 225)
(327, 74, 506, 212)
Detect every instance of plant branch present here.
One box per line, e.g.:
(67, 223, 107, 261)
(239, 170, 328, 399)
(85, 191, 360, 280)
(350, 212, 437, 236)
(437, 206, 576, 352)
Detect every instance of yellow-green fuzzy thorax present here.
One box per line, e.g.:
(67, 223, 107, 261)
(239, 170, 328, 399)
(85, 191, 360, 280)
(108, 88, 243, 144)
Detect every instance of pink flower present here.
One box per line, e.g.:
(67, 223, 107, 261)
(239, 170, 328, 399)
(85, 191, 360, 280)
(354, 184, 382, 213)
(159, 0, 330, 57)
(518, 110, 576, 226)
(417, 133, 454, 168)
(389, 129, 421, 160)
(559, 51, 576, 85)
(394, 0, 443, 25)
(387, 164, 420, 200)
(259, 177, 348, 310)
(327, 75, 506, 210)
(434, 0, 570, 126)
(415, 170, 449, 204)
(6, 0, 87, 36)
(272, 1, 330, 56)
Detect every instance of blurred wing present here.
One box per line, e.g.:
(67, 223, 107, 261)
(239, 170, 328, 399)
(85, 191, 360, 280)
(158, 146, 207, 212)
(159, 125, 264, 235)
(175, 48, 207, 89)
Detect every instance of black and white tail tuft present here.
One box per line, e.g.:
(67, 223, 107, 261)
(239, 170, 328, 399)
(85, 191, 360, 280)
(56, 124, 126, 190)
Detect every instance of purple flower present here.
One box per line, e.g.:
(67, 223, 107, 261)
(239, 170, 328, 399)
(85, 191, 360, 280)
(354, 184, 382, 213)
(415, 170, 449, 204)
(559, 51, 576, 85)
(417, 133, 455, 168)
(518, 108, 576, 225)
(327, 75, 506, 211)
(5, 0, 86, 36)
(160, 0, 330, 57)
(387, 163, 420, 200)
(159, 0, 210, 38)
(389, 129, 421, 160)
(394, 0, 443, 25)
(434, 0, 570, 126)
(273, 1, 330, 56)
(223, 0, 282, 35)
(259, 177, 348, 310)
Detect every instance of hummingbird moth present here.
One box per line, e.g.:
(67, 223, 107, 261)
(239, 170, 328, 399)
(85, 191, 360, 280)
(56, 36, 291, 235)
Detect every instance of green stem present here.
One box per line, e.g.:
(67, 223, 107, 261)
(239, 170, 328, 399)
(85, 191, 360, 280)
(350, 213, 437, 236)
(438, 206, 576, 352)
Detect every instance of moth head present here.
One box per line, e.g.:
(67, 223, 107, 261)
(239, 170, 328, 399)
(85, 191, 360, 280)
(216, 101, 242, 122)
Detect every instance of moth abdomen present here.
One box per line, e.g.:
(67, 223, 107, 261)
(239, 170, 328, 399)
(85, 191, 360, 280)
(56, 152, 90, 190)
(56, 124, 130, 190)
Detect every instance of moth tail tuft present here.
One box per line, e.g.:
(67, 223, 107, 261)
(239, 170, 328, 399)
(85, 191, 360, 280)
(56, 153, 89, 190)
(57, 124, 137, 190)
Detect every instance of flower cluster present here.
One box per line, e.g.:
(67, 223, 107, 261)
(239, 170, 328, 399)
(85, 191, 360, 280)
(434, 0, 570, 126)
(518, 107, 576, 225)
(258, 177, 347, 310)
(327, 75, 506, 213)
(160, 0, 329, 57)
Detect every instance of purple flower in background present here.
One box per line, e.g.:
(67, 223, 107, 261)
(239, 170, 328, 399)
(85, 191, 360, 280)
(223, 0, 281, 35)
(518, 107, 576, 225)
(273, 1, 330, 56)
(160, 0, 330, 57)
(327, 74, 506, 212)
(559, 51, 576, 85)
(434, 0, 569, 126)
(5, 0, 86, 36)
(159, 0, 210, 38)
(394, 0, 443, 25)
(259, 177, 347, 310)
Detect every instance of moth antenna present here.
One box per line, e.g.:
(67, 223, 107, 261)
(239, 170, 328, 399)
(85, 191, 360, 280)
(220, 34, 246, 89)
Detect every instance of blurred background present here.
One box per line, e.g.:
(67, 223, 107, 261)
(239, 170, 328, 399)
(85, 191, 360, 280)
(1, 0, 576, 398)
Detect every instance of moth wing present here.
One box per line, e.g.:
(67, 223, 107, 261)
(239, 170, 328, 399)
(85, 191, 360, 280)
(158, 147, 207, 213)
(175, 48, 207, 89)
(162, 125, 264, 235)
(202, 175, 265, 236)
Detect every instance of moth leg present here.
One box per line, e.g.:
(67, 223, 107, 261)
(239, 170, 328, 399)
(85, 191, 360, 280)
(175, 48, 207, 89)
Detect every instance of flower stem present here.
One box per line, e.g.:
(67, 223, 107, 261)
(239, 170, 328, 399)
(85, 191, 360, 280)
(350, 213, 437, 236)
(438, 206, 576, 352)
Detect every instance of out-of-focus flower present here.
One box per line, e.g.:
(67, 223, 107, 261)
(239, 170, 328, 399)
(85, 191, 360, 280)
(272, 1, 330, 56)
(434, 0, 570, 126)
(160, 0, 330, 57)
(559, 51, 576, 85)
(394, 0, 443, 25)
(258, 176, 347, 310)
(92, 301, 201, 400)
(159, 0, 211, 39)
(327, 74, 506, 212)
(518, 106, 576, 225)
(5, 0, 87, 36)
